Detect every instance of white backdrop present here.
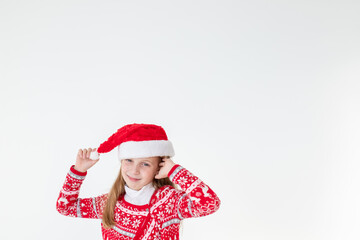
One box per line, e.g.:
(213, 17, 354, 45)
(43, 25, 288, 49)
(1, 1, 359, 239)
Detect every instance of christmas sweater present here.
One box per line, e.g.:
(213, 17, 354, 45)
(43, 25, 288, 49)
(56, 165, 221, 240)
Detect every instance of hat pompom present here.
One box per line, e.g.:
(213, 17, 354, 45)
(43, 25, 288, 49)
(89, 151, 100, 160)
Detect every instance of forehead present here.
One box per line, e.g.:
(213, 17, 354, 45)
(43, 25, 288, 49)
(131, 157, 160, 163)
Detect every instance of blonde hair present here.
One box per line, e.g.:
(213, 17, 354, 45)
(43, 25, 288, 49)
(102, 156, 176, 229)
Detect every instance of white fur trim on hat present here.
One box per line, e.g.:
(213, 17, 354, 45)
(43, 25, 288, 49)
(118, 140, 175, 160)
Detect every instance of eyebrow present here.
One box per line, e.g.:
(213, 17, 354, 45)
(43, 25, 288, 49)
(130, 158, 156, 164)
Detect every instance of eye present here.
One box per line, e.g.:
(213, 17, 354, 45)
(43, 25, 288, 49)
(125, 159, 132, 162)
(142, 163, 150, 167)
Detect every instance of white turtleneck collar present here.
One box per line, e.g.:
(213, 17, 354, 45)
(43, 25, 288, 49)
(124, 182, 156, 206)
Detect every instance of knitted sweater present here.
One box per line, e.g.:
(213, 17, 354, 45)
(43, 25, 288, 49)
(56, 164, 221, 240)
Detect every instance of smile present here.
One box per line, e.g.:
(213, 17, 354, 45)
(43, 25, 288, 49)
(127, 175, 141, 182)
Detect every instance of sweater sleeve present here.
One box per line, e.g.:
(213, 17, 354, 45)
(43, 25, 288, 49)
(168, 165, 221, 219)
(56, 165, 107, 219)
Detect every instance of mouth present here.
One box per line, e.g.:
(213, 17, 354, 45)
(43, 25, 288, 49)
(127, 175, 141, 182)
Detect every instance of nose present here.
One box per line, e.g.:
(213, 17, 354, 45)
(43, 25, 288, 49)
(131, 164, 140, 175)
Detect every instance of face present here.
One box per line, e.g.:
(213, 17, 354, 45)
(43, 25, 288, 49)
(121, 157, 161, 191)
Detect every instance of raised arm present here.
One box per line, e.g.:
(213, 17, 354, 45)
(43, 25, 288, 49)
(56, 165, 107, 219)
(168, 164, 221, 219)
(56, 148, 106, 219)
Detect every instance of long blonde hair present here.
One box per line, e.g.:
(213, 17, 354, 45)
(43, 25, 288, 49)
(102, 156, 176, 229)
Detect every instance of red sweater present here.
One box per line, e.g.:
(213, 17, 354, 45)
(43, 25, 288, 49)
(56, 165, 221, 240)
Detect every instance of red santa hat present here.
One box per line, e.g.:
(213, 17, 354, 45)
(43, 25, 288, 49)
(89, 123, 175, 160)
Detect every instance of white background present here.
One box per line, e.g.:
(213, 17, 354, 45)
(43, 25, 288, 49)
(1, 0, 359, 239)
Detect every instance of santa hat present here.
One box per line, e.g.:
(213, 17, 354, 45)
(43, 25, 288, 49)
(89, 123, 175, 160)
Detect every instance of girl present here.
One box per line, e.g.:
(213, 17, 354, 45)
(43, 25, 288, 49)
(56, 123, 221, 240)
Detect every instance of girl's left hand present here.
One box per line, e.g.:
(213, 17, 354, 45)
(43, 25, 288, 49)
(155, 157, 176, 179)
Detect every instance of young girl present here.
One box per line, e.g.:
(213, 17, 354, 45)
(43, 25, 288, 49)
(56, 123, 221, 240)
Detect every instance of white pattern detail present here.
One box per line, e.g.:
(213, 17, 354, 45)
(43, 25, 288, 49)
(150, 190, 173, 212)
(201, 185, 210, 197)
(60, 189, 80, 195)
(132, 219, 141, 228)
(76, 199, 82, 218)
(68, 171, 86, 180)
(117, 202, 148, 216)
(112, 225, 135, 238)
(92, 197, 99, 218)
(122, 217, 131, 226)
(169, 166, 184, 181)
(57, 197, 69, 205)
(177, 176, 187, 185)
(177, 193, 187, 220)
(161, 218, 181, 229)
(165, 203, 172, 213)
(190, 196, 200, 204)
(186, 179, 202, 194)
(141, 218, 156, 240)
(158, 211, 165, 221)
(188, 198, 194, 217)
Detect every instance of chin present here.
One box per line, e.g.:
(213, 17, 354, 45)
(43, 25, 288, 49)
(132, 185, 143, 191)
(127, 182, 142, 190)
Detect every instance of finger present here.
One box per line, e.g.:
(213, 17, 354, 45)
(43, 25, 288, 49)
(87, 148, 92, 158)
(82, 149, 87, 159)
(162, 157, 170, 162)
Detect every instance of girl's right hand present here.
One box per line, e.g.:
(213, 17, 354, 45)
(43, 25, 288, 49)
(74, 148, 99, 172)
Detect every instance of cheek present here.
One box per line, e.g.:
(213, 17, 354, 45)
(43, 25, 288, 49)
(121, 166, 128, 175)
(143, 167, 157, 178)
(150, 167, 158, 176)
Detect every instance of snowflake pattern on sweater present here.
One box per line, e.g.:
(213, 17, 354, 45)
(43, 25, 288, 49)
(56, 165, 221, 240)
